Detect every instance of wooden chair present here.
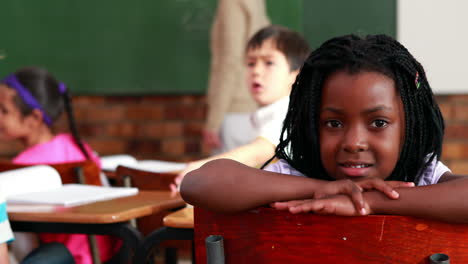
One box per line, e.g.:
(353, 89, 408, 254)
(0, 160, 102, 186)
(114, 165, 191, 263)
(195, 207, 468, 264)
(133, 207, 194, 264)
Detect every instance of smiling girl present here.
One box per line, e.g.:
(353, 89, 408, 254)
(180, 34, 468, 223)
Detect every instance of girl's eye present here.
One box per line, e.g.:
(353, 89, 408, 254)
(266, 60, 274, 66)
(247, 62, 255, 67)
(371, 119, 388, 128)
(325, 120, 342, 128)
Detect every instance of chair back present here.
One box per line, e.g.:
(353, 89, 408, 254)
(114, 165, 177, 190)
(0, 160, 101, 186)
(115, 165, 179, 235)
(195, 207, 468, 264)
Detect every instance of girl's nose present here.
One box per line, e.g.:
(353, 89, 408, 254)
(342, 126, 368, 153)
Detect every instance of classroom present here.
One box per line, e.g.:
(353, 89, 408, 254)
(0, 0, 467, 172)
(1, 0, 468, 263)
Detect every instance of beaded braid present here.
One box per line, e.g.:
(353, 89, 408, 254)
(269, 34, 444, 183)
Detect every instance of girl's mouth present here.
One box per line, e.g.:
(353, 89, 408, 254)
(342, 164, 371, 168)
(339, 163, 373, 177)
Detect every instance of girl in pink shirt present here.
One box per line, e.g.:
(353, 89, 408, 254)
(0, 66, 119, 264)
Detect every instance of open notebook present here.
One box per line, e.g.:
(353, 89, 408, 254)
(0, 165, 138, 207)
(100, 154, 187, 173)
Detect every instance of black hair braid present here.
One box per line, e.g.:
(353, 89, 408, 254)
(62, 88, 91, 160)
(266, 34, 444, 183)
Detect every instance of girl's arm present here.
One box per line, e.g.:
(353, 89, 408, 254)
(172, 138, 275, 191)
(367, 172, 468, 223)
(180, 159, 404, 213)
(281, 172, 468, 223)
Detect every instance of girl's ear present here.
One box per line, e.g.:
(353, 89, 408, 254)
(24, 109, 46, 128)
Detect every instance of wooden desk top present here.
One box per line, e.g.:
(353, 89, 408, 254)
(8, 191, 184, 224)
(163, 207, 193, 229)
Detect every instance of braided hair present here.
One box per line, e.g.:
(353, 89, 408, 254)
(270, 34, 444, 183)
(13, 66, 91, 160)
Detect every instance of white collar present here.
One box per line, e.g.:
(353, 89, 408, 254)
(251, 96, 289, 128)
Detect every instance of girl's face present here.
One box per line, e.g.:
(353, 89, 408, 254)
(319, 71, 405, 181)
(0, 84, 30, 140)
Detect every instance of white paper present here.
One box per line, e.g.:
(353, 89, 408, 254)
(100, 154, 138, 171)
(125, 160, 187, 173)
(100, 154, 187, 173)
(7, 184, 138, 207)
(0, 165, 62, 197)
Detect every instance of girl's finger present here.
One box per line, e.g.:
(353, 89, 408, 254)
(358, 180, 399, 199)
(337, 182, 365, 213)
(385, 181, 415, 188)
(290, 200, 331, 214)
(272, 200, 306, 210)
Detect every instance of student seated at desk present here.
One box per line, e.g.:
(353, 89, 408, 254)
(174, 25, 311, 189)
(181, 34, 468, 224)
(0, 67, 118, 264)
(1, 193, 75, 264)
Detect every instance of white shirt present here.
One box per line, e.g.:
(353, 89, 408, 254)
(264, 158, 451, 186)
(251, 97, 289, 147)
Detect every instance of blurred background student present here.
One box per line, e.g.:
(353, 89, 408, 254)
(204, 0, 270, 154)
(174, 25, 311, 189)
(0, 67, 117, 264)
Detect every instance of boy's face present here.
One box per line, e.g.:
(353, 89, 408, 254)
(318, 71, 405, 181)
(246, 38, 298, 107)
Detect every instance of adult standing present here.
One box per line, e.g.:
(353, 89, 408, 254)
(204, 0, 270, 153)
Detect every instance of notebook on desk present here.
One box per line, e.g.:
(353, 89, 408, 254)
(0, 165, 138, 207)
(100, 154, 187, 173)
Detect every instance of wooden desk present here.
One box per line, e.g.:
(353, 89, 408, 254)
(8, 191, 185, 264)
(163, 207, 194, 229)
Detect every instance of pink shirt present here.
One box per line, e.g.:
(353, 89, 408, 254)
(13, 133, 101, 167)
(13, 133, 119, 264)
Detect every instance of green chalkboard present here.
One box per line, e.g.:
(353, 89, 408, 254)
(0, 0, 216, 95)
(302, 0, 396, 49)
(0, 0, 302, 95)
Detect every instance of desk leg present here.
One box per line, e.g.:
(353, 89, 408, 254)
(10, 221, 144, 264)
(133, 227, 194, 264)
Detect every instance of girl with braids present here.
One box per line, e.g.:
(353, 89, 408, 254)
(181, 34, 468, 224)
(0, 66, 118, 263)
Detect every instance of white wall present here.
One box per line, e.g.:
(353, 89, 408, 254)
(398, 0, 468, 94)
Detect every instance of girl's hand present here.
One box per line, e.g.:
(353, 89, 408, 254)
(272, 195, 362, 216)
(276, 179, 414, 215)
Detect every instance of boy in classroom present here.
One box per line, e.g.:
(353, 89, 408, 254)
(181, 34, 468, 224)
(203, 0, 270, 154)
(0, 66, 118, 264)
(173, 25, 311, 189)
(0, 192, 74, 264)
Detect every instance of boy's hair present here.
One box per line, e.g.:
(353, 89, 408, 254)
(246, 25, 311, 72)
(273, 34, 444, 183)
(9, 66, 90, 159)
